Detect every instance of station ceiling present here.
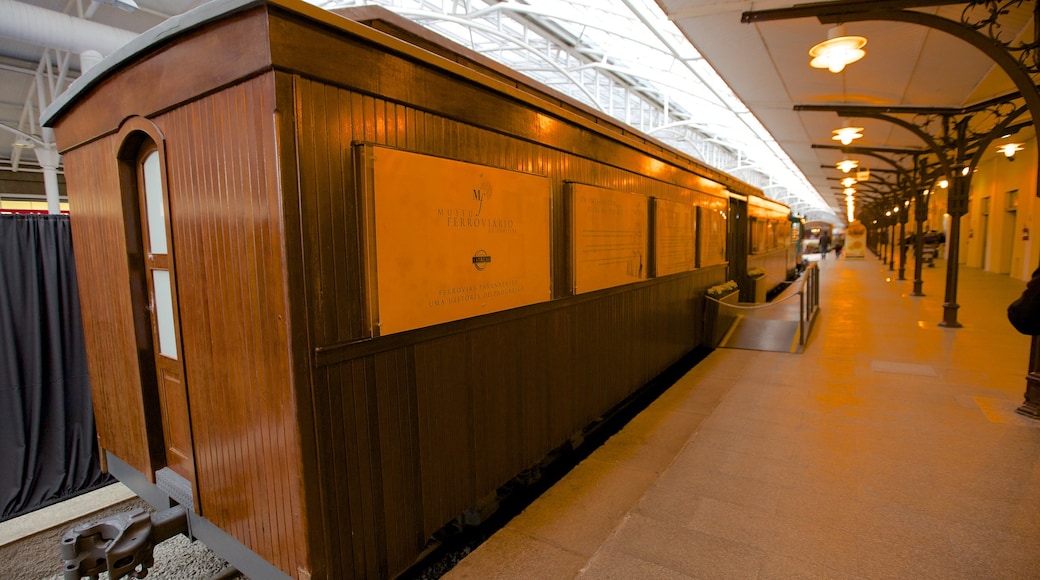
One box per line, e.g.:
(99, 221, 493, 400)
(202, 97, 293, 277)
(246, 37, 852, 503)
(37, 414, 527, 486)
(1, 0, 1034, 223)
(658, 0, 1037, 221)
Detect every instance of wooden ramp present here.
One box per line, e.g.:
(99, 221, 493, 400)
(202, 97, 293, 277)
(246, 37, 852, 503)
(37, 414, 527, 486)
(719, 314, 802, 353)
(716, 283, 812, 354)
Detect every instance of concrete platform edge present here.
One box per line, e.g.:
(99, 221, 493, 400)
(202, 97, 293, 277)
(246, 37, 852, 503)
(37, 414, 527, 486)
(0, 483, 136, 547)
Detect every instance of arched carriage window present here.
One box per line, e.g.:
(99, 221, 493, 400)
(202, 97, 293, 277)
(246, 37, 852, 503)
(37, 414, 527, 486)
(138, 147, 177, 359)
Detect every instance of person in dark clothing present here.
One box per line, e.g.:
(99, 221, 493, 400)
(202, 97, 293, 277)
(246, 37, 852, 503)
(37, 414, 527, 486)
(819, 232, 831, 259)
(1009, 267, 1040, 335)
(833, 235, 844, 258)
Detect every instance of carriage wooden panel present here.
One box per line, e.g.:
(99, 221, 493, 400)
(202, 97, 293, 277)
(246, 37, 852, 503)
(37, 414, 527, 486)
(60, 72, 310, 576)
(156, 74, 307, 575)
(63, 140, 158, 477)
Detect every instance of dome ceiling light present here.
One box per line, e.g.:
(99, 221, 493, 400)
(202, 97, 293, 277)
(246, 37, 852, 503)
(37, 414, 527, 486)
(832, 123, 864, 145)
(997, 142, 1024, 159)
(836, 158, 859, 173)
(809, 25, 867, 73)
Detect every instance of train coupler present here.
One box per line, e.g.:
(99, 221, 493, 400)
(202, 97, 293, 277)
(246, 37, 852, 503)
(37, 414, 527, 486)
(60, 505, 189, 580)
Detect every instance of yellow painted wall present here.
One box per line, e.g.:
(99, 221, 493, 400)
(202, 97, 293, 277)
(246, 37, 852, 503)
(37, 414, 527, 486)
(964, 133, 1038, 280)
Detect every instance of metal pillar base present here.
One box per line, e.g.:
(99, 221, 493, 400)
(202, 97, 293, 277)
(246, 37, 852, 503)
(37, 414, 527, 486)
(938, 302, 962, 328)
(1016, 374, 1040, 419)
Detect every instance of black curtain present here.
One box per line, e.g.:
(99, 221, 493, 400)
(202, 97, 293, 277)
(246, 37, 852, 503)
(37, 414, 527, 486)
(0, 214, 111, 522)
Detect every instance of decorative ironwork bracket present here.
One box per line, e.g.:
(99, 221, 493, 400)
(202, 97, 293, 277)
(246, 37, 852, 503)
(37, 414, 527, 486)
(796, 95, 1025, 183)
(744, 0, 1040, 190)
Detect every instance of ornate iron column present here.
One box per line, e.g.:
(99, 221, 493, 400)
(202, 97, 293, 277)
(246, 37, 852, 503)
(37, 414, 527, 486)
(887, 209, 896, 271)
(890, 208, 898, 272)
(897, 198, 910, 280)
(940, 167, 970, 327)
(1019, 343, 1040, 417)
(912, 185, 928, 296)
(875, 218, 884, 256)
(869, 219, 878, 254)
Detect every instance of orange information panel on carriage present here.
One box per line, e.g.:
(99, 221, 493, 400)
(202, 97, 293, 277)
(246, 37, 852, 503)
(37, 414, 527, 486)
(653, 198, 696, 276)
(362, 146, 552, 335)
(568, 183, 648, 294)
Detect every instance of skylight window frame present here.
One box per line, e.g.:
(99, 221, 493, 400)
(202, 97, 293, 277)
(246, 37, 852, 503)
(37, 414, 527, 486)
(312, 0, 838, 221)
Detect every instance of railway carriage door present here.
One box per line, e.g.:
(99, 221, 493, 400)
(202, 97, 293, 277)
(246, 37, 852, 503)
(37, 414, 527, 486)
(135, 142, 198, 489)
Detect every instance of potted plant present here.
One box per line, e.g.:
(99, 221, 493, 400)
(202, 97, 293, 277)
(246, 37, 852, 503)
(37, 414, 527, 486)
(706, 279, 739, 300)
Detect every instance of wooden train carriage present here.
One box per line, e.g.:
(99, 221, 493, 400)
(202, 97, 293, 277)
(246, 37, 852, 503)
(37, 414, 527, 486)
(746, 194, 800, 298)
(43, 1, 774, 577)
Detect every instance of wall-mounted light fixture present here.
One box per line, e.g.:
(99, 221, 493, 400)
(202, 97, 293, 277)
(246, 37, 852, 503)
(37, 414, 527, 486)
(836, 158, 859, 173)
(938, 179, 949, 189)
(809, 25, 867, 73)
(997, 142, 1024, 160)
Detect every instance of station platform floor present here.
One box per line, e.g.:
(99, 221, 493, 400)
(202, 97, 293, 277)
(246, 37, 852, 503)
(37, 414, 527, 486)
(446, 252, 1040, 579)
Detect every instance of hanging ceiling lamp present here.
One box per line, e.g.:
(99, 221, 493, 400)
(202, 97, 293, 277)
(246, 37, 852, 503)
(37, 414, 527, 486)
(810, 25, 867, 73)
(836, 158, 859, 173)
(832, 122, 864, 145)
(997, 142, 1024, 160)
(841, 176, 857, 188)
(843, 187, 856, 196)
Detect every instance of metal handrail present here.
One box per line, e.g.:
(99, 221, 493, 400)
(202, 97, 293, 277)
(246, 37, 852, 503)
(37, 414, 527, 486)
(799, 262, 820, 347)
(705, 261, 821, 349)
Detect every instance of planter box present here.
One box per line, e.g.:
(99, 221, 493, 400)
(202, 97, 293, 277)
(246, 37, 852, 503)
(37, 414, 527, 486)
(750, 275, 768, 303)
(704, 289, 740, 347)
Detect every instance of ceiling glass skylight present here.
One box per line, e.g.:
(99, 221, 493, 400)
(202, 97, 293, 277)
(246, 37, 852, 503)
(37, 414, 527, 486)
(309, 0, 838, 222)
